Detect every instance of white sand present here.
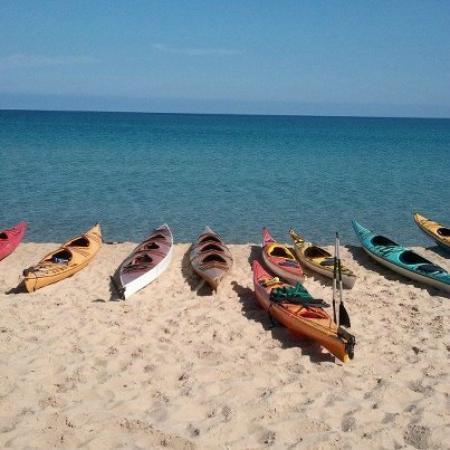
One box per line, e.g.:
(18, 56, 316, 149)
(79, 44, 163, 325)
(0, 243, 449, 449)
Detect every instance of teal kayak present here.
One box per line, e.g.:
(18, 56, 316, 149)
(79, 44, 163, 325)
(352, 220, 450, 294)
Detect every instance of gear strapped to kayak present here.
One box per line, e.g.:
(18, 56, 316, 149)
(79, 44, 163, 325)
(269, 282, 330, 308)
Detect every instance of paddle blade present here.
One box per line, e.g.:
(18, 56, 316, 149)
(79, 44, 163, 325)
(339, 302, 351, 328)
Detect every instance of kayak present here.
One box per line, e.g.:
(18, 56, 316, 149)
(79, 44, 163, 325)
(352, 220, 450, 294)
(113, 224, 173, 299)
(252, 260, 355, 362)
(190, 226, 233, 290)
(0, 221, 27, 261)
(262, 227, 304, 285)
(289, 228, 356, 288)
(413, 212, 450, 254)
(23, 224, 102, 292)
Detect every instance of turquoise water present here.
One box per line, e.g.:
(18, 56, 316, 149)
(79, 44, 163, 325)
(0, 110, 449, 245)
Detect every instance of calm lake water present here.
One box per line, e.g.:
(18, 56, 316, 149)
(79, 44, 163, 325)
(1, 110, 449, 245)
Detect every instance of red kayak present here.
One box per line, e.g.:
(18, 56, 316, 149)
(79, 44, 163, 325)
(262, 227, 304, 285)
(0, 221, 27, 261)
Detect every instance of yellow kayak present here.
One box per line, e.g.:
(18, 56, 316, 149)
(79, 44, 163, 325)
(413, 213, 450, 254)
(23, 224, 102, 292)
(289, 229, 357, 288)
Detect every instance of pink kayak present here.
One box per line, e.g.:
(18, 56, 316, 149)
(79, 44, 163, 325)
(262, 227, 304, 285)
(0, 221, 27, 261)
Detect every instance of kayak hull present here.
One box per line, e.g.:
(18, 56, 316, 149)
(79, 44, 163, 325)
(289, 229, 356, 289)
(23, 224, 102, 292)
(0, 221, 27, 261)
(413, 212, 450, 254)
(252, 260, 354, 362)
(114, 224, 173, 299)
(190, 226, 233, 290)
(360, 246, 450, 293)
(262, 227, 304, 284)
(353, 220, 450, 294)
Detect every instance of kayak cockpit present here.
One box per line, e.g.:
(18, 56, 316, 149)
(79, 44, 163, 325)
(143, 242, 160, 250)
(437, 227, 450, 237)
(269, 246, 295, 259)
(320, 258, 335, 267)
(201, 243, 224, 253)
(47, 249, 72, 263)
(305, 246, 331, 259)
(372, 235, 398, 247)
(67, 236, 90, 247)
(416, 264, 445, 274)
(0, 232, 7, 240)
(202, 253, 227, 264)
(399, 250, 431, 265)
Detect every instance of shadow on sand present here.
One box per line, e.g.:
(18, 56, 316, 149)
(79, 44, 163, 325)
(247, 245, 261, 266)
(5, 280, 27, 295)
(347, 245, 450, 299)
(181, 245, 214, 297)
(426, 245, 450, 259)
(231, 280, 335, 364)
(108, 275, 124, 301)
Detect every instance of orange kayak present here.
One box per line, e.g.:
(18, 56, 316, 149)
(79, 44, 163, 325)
(252, 260, 355, 362)
(262, 227, 304, 284)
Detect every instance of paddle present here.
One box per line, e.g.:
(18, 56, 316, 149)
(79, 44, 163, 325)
(332, 238, 338, 323)
(336, 233, 351, 328)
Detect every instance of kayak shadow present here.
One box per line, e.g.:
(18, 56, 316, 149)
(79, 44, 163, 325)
(108, 276, 123, 301)
(426, 245, 450, 259)
(347, 245, 450, 298)
(247, 245, 261, 266)
(5, 280, 27, 295)
(231, 281, 335, 364)
(181, 245, 212, 296)
(302, 268, 334, 289)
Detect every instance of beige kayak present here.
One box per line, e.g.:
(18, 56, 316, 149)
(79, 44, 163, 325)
(289, 228, 356, 289)
(23, 224, 102, 292)
(190, 226, 233, 290)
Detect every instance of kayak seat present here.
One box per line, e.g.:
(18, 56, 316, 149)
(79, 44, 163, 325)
(305, 247, 331, 258)
(372, 235, 398, 247)
(0, 232, 7, 240)
(201, 243, 224, 253)
(437, 227, 450, 237)
(68, 237, 90, 247)
(270, 246, 294, 259)
(399, 250, 431, 265)
(416, 264, 444, 274)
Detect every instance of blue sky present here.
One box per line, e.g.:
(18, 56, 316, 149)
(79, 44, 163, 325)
(1, 1, 450, 117)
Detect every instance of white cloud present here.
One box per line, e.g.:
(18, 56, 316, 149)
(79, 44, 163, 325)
(0, 54, 100, 69)
(152, 43, 242, 56)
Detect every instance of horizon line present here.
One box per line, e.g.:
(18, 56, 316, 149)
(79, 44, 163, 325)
(1, 107, 450, 121)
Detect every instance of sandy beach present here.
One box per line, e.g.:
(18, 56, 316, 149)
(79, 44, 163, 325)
(0, 242, 449, 449)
